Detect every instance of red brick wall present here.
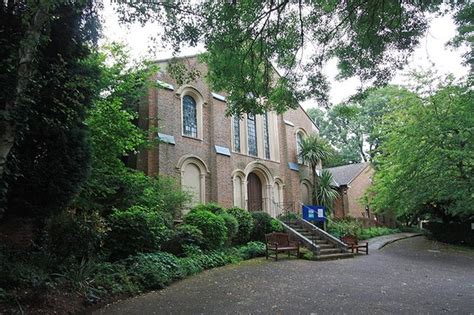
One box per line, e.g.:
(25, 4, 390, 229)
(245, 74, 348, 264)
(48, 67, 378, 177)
(138, 56, 320, 214)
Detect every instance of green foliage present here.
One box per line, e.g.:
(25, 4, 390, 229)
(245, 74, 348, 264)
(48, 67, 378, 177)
(120, 1, 463, 114)
(190, 203, 225, 215)
(270, 219, 284, 232)
(327, 218, 399, 240)
(317, 170, 339, 213)
(183, 210, 227, 249)
(277, 212, 300, 223)
(124, 252, 182, 290)
(237, 241, 266, 259)
(370, 76, 474, 223)
(308, 86, 417, 164)
(92, 262, 139, 296)
(105, 206, 170, 260)
(1, 1, 101, 219)
(298, 134, 332, 204)
(250, 211, 274, 242)
(74, 44, 167, 214)
(46, 211, 106, 261)
(358, 227, 400, 240)
(162, 224, 205, 256)
(219, 212, 239, 245)
(327, 219, 363, 239)
(227, 207, 254, 245)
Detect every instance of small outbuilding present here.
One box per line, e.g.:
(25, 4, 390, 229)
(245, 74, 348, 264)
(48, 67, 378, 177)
(325, 162, 374, 219)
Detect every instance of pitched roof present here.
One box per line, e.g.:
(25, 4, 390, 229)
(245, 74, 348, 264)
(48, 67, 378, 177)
(324, 162, 369, 187)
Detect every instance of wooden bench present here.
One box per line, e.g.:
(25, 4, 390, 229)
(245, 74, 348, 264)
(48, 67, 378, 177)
(265, 232, 299, 261)
(341, 235, 368, 255)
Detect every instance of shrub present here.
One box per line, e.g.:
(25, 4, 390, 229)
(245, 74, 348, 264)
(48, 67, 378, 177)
(105, 206, 170, 259)
(277, 212, 300, 223)
(250, 211, 274, 241)
(270, 219, 284, 232)
(46, 211, 105, 261)
(124, 252, 182, 290)
(162, 224, 205, 256)
(92, 262, 139, 296)
(358, 227, 400, 240)
(191, 203, 225, 215)
(219, 212, 239, 245)
(227, 207, 254, 245)
(184, 210, 227, 249)
(238, 241, 266, 259)
(327, 219, 362, 239)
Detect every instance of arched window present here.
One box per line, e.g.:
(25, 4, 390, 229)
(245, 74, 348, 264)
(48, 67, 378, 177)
(182, 95, 198, 137)
(296, 131, 304, 164)
(233, 116, 241, 153)
(263, 112, 270, 159)
(247, 113, 257, 156)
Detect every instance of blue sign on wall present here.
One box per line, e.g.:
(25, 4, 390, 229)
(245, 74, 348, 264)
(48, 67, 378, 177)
(302, 205, 326, 222)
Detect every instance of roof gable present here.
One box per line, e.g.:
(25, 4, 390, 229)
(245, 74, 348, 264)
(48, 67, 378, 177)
(324, 163, 370, 187)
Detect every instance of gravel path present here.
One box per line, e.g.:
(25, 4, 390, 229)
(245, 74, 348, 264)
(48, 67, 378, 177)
(95, 236, 474, 314)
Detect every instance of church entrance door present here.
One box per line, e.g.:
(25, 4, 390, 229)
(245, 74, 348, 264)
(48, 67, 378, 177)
(247, 172, 263, 211)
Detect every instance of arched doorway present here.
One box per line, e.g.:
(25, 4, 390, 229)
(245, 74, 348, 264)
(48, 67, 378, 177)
(247, 172, 263, 211)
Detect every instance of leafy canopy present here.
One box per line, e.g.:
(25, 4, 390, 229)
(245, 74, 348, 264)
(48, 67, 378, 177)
(370, 75, 473, 223)
(114, 0, 471, 115)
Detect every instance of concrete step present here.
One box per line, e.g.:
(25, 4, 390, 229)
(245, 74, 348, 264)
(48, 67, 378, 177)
(318, 243, 336, 249)
(319, 248, 342, 255)
(314, 252, 354, 261)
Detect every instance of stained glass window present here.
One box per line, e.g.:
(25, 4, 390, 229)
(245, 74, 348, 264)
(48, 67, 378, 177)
(183, 95, 197, 137)
(263, 113, 270, 159)
(233, 116, 241, 152)
(247, 113, 257, 156)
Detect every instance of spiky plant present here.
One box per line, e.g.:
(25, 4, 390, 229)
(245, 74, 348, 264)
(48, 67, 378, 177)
(298, 135, 331, 205)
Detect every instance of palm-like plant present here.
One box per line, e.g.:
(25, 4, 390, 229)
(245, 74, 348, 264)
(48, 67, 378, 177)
(298, 134, 331, 205)
(317, 170, 339, 213)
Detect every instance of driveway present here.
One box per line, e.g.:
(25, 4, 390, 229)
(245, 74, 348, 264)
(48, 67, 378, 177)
(96, 236, 474, 314)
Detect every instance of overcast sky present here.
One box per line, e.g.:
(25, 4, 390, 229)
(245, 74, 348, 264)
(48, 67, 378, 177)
(101, 3, 469, 109)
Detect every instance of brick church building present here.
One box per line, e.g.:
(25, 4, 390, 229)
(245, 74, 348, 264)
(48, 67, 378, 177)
(137, 56, 320, 217)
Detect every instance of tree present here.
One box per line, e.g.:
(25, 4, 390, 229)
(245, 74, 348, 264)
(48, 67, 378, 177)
(2, 1, 100, 219)
(317, 170, 339, 214)
(113, 1, 471, 115)
(370, 76, 473, 224)
(298, 135, 331, 205)
(307, 86, 419, 164)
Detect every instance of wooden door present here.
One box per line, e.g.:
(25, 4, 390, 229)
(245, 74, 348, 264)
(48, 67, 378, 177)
(247, 172, 262, 211)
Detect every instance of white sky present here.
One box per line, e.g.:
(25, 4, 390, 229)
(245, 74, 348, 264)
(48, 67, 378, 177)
(101, 3, 469, 109)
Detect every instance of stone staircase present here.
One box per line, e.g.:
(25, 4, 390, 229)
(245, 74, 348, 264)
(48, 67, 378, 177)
(281, 218, 354, 261)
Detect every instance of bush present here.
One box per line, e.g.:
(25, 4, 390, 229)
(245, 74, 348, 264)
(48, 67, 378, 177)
(327, 219, 363, 239)
(191, 203, 225, 215)
(270, 219, 284, 232)
(227, 207, 254, 245)
(124, 252, 182, 290)
(425, 222, 473, 246)
(105, 206, 170, 259)
(237, 241, 266, 259)
(184, 210, 227, 249)
(219, 212, 239, 245)
(250, 211, 274, 241)
(358, 227, 400, 240)
(92, 262, 139, 296)
(161, 224, 205, 256)
(46, 211, 105, 261)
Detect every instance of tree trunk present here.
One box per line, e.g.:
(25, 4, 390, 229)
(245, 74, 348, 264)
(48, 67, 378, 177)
(0, 2, 51, 215)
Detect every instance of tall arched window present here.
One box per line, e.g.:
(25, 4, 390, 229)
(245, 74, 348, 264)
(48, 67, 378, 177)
(183, 95, 198, 137)
(233, 116, 241, 152)
(296, 131, 304, 164)
(247, 113, 257, 156)
(263, 112, 270, 159)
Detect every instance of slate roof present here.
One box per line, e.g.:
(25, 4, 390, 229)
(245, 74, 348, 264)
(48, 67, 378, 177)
(324, 162, 369, 187)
